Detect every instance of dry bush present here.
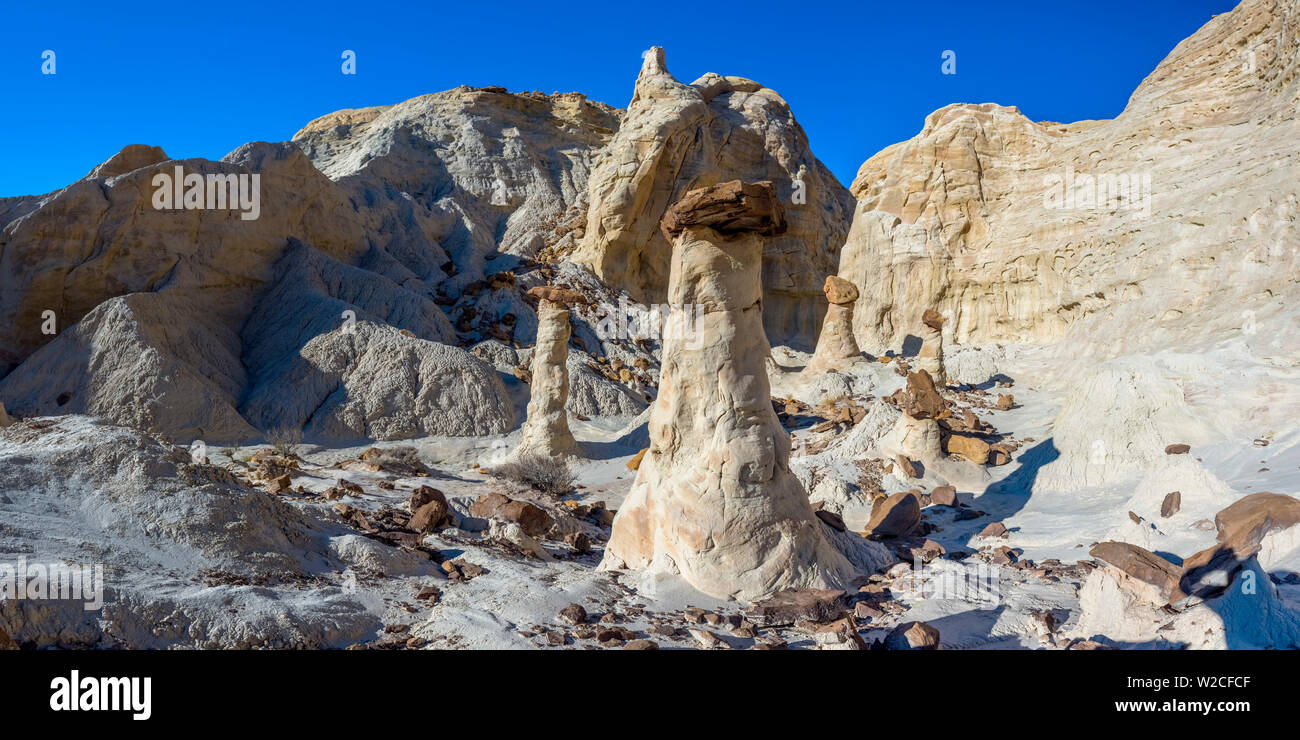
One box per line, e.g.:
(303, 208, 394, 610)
(361, 445, 426, 474)
(266, 426, 302, 458)
(491, 453, 575, 497)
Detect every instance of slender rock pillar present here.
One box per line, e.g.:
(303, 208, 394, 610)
(804, 276, 861, 374)
(515, 286, 582, 460)
(915, 309, 946, 385)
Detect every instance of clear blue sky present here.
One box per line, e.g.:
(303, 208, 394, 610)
(1, 0, 1238, 197)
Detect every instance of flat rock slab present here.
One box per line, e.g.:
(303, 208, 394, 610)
(744, 588, 846, 627)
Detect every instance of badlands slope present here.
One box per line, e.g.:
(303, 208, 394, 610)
(1, 0, 1298, 649)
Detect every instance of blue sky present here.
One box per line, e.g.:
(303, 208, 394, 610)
(1, 0, 1237, 197)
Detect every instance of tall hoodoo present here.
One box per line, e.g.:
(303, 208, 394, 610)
(601, 180, 862, 600)
(915, 309, 947, 385)
(804, 275, 862, 374)
(515, 286, 582, 460)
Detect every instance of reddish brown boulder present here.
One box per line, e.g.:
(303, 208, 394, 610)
(1213, 492, 1300, 552)
(978, 521, 1008, 539)
(623, 639, 659, 650)
(1164, 443, 1191, 455)
(896, 370, 946, 419)
(853, 601, 884, 620)
(1179, 494, 1300, 600)
(823, 275, 859, 305)
(469, 492, 554, 537)
(559, 603, 588, 625)
(864, 491, 921, 538)
(409, 485, 447, 511)
(885, 620, 940, 650)
(990, 545, 1018, 565)
(1161, 491, 1182, 518)
(929, 485, 958, 507)
(922, 309, 945, 331)
(945, 433, 991, 464)
(1089, 541, 1185, 602)
(468, 492, 511, 519)
(409, 494, 450, 534)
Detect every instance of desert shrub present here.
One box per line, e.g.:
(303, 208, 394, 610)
(266, 426, 302, 458)
(492, 453, 575, 497)
(361, 445, 426, 474)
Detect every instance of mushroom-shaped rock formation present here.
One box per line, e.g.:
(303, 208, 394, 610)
(879, 369, 990, 489)
(600, 181, 887, 600)
(804, 276, 862, 375)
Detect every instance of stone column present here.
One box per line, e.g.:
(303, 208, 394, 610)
(914, 309, 946, 385)
(515, 286, 582, 460)
(601, 181, 862, 600)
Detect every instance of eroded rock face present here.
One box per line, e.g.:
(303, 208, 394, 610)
(241, 322, 515, 441)
(572, 47, 855, 347)
(0, 142, 367, 380)
(837, 0, 1300, 356)
(893, 369, 947, 420)
(0, 140, 484, 442)
(293, 86, 620, 280)
(601, 181, 873, 600)
(1036, 357, 1212, 492)
(0, 417, 382, 648)
(1214, 492, 1300, 554)
(515, 295, 578, 459)
(0, 293, 257, 442)
(0, 83, 630, 442)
